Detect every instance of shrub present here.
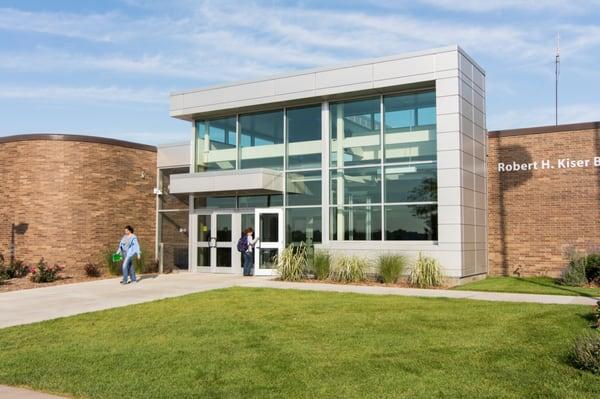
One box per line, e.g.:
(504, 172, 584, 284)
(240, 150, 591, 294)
(378, 254, 407, 284)
(103, 248, 121, 276)
(276, 244, 308, 281)
(560, 255, 587, 287)
(584, 253, 600, 283)
(409, 253, 444, 288)
(84, 262, 102, 277)
(311, 250, 331, 280)
(30, 258, 64, 283)
(329, 256, 368, 283)
(143, 259, 160, 274)
(0, 253, 7, 282)
(568, 332, 600, 374)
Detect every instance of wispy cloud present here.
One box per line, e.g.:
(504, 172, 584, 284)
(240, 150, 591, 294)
(413, 0, 600, 13)
(0, 85, 167, 104)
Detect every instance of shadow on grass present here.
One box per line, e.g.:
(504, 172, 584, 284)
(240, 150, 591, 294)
(515, 277, 600, 298)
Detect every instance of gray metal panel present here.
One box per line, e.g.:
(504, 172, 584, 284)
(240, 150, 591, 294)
(169, 168, 284, 194)
(157, 142, 190, 168)
(170, 45, 484, 121)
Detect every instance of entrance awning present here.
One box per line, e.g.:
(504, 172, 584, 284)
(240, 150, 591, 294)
(169, 168, 283, 195)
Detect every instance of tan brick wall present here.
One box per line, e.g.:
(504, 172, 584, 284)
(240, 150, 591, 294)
(487, 124, 600, 276)
(0, 138, 157, 276)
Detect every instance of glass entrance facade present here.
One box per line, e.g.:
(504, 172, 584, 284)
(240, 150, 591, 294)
(192, 89, 437, 245)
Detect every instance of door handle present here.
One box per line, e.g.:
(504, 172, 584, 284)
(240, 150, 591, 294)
(209, 237, 217, 248)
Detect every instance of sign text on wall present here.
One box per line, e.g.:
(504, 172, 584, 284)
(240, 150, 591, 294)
(497, 157, 600, 172)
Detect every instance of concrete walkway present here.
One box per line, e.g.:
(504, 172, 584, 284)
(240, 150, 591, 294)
(0, 385, 67, 398)
(1, 273, 598, 330)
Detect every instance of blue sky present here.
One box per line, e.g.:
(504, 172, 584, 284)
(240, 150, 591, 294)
(1, 0, 599, 145)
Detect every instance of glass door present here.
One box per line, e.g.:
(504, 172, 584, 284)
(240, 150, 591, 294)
(196, 213, 212, 272)
(254, 208, 283, 276)
(213, 212, 234, 272)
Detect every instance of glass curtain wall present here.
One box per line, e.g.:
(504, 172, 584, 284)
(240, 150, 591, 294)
(193, 88, 437, 245)
(330, 90, 437, 241)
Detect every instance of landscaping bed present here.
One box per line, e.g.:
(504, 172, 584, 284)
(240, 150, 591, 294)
(0, 287, 598, 398)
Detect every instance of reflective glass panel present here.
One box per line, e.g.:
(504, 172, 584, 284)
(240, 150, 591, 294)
(259, 248, 278, 269)
(286, 208, 322, 245)
(197, 247, 210, 267)
(330, 167, 381, 205)
(194, 197, 237, 209)
(385, 163, 437, 203)
(330, 97, 381, 167)
(287, 105, 322, 169)
(216, 214, 232, 242)
(240, 110, 284, 169)
(385, 204, 438, 240)
(286, 171, 322, 206)
(259, 213, 279, 242)
(197, 215, 211, 242)
(195, 117, 237, 171)
(216, 248, 232, 267)
(384, 91, 436, 163)
(330, 206, 382, 241)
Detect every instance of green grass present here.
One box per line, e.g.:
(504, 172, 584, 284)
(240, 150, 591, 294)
(0, 287, 599, 398)
(455, 276, 600, 297)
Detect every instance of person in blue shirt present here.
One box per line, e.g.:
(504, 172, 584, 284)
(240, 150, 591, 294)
(117, 225, 141, 284)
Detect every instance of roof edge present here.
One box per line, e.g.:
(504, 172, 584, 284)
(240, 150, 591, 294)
(170, 45, 460, 97)
(488, 121, 600, 138)
(0, 133, 156, 152)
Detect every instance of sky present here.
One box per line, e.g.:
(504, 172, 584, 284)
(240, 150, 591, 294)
(0, 0, 599, 145)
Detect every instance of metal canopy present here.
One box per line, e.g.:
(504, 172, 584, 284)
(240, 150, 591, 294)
(169, 168, 283, 195)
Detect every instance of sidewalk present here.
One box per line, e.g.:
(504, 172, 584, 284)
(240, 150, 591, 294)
(0, 385, 66, 398)
(1, 273, 597, 330)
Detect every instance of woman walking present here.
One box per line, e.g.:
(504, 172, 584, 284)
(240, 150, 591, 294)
(117, 225, 141, 284)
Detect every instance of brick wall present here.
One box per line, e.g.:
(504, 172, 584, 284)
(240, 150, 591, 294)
(487, 122, 600, 276)
(0, 136, 157, 277)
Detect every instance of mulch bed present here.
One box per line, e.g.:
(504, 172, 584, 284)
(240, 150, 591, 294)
(0, 274, 114, 293)
(286, 278, 453, 289)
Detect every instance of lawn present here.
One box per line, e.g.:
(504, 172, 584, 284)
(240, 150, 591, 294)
(455, 276, 600, 297)
(0, 288, 598, 398)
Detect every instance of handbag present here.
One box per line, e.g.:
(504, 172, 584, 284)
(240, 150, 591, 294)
(112, 252, 123, 262)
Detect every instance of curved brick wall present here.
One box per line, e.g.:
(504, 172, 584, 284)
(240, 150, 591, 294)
(487, 122, 600, 276)
(0, 135, 157, 276)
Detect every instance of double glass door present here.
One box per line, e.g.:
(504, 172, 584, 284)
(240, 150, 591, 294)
(196, 212, 235, 273)
(193, 209, 283, 275)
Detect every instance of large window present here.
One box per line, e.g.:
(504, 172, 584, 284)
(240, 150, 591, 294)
(286, 171, 322, 206)
(330, 97, 381, 167)
(384, 91, 436, 163)
(286, 208, 322, 245)
(287, 105, 322, 169)
(239, 110, 284, 170)
(195, 117, 237, 172)
(329, 90, 437, 241)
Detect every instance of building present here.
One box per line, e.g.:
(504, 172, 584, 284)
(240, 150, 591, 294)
(487, 121, 600, 277)
(3, 45, 593, 282)
(0, 134, 156, 276)
(161, 45, 488, 282)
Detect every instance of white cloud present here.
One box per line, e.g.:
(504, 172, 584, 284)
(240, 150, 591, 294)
(0, 85, 167, 104)
(412, 0, 600, 13)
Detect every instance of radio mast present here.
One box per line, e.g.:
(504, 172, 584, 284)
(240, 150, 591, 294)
(555, 32, 560, 126)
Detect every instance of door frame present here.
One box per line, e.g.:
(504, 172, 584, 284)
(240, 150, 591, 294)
(191, 209, 242, 274)
(254, 208, 284, 276)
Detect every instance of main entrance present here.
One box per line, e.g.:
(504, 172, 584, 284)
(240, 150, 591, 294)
(191, 208, 283, 275)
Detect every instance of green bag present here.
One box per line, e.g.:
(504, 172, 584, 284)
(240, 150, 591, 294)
(112, 252, 123, 262)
